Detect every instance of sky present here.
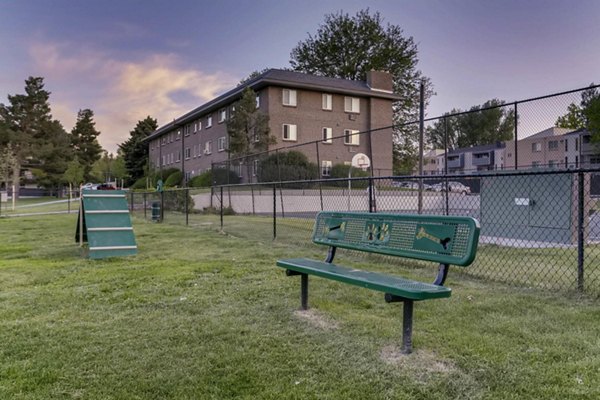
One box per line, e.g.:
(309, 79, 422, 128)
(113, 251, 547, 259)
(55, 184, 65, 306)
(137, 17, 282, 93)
(1, 0, 599, 153)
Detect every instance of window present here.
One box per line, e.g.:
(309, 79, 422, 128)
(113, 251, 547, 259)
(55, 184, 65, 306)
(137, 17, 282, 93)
(283, 124, 297, 141)
(204, 141, 212, 155)
(548, 140, 558, 151)
(253, 159, 259, 177)
(230, 105, 236, 117)
(282, 89, 297, 106)
(321, 160, 332, 177)
(218, 136, 227, 152)
(548, 160, 558, 168)
(198, 121, 202, 131)
(176, 151, 181, 162)
(156, 157, 160, 167)
(193, 145, 197, 158)
(194, 122, 198, 133)
(252, 129, 260, 143)
(344, 97, 360, 113)
(583, 135, 591, 144)
(532, 161, 540, 168)
(206, 115, 212, 128)
(565, 139, 568, 151)
(322, 127, 333, 144)
(176, 130, 181, 140)
(185, 147, 191, 160)
(256, 93, 260, 108)
(219, 108, 227, 123)
(532, 142, 541, 152)
(591, 156, 600, 165)
(322, 94, 332, 110)
(162, 155, 166, 166)
(344, 129, 360, 145)
(185, 124, 191, 136)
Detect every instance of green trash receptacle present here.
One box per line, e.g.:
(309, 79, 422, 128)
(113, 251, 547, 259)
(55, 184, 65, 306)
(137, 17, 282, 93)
(151, 201, 161, 222)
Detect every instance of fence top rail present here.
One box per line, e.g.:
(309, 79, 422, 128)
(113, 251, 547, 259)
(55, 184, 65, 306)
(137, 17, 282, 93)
(205, 167, 600, 190)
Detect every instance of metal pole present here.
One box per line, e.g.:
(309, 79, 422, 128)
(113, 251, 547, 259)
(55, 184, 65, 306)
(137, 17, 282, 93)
(143, 192, 147, 220)
(444, 116, 449, 215)
(514, 102, 518, 170)
(316, 141, 323, 211)
(273, 185, 277, 239)
(220, 186, 224, 230)
(185, 188, 189, 226)
(79, 186, 83, 247)
(368, 176, 374, 213)
(418, 81, 425, 214)
(577, 171, 585, 292)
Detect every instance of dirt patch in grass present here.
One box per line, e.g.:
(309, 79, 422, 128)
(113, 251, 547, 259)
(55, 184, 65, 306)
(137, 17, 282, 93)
(380, 345, 457, 383)
(294, 309, 339, 331)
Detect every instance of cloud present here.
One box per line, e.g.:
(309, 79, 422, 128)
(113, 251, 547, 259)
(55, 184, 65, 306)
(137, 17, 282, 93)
(28, 41, 237, 153)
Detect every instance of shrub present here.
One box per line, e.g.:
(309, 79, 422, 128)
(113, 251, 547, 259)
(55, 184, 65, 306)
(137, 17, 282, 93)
(258, 151, 318, 184)
(131, 177, 149, 190)
(189, 169, 241, 187)
(328, 164, 370, 188)
(162, 189, 194, 213)
(164, 171, 183, 187)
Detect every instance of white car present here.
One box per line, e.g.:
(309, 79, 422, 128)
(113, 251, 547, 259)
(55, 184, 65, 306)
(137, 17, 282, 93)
(447, 182, 471, 194)
(82, 183, 99, 190)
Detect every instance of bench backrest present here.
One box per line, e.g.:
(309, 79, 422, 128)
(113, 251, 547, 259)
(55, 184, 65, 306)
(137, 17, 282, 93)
(312, 212, 480, 266)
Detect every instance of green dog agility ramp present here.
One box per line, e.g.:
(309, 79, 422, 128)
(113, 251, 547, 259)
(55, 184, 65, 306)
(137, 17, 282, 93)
(75, 189, 137, 259)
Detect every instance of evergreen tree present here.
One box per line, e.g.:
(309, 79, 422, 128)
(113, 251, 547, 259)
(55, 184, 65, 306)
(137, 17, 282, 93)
(119, 116, 158, 186)
(71, 109, 102, 181)
(0, 77, 70, 195)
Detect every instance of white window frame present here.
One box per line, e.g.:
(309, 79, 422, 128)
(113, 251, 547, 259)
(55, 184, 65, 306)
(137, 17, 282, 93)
(253, 159, 259, 177)
(344, 129, 360, 146)
(218, 136, 227, 152)
(322, 94, 332, 110)
(206, 115, 212, 128)
(176, 151, 181, 162)
(321, 160, 332, 177)
(282, 89, 297, 107)
(282, 124, 297, 141)
(255, 93, 260, 108)
(532, 142, 541, 152)
(204, 141, 212, 155)
(344, 96, 360, 113)
(322, 127, 333, 144)
(219, 108, 227, 123)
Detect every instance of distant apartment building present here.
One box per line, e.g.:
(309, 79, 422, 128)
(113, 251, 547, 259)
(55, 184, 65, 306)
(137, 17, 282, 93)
(427, 127, 597, 175)
(145, 69, 400, 183)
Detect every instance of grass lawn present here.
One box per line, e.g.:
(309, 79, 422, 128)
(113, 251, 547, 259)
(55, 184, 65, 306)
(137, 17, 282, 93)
(1, 214, 599, 399)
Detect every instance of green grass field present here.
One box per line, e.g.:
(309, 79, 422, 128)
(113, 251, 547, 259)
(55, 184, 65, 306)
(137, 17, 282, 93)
(1, 214, 600, 399)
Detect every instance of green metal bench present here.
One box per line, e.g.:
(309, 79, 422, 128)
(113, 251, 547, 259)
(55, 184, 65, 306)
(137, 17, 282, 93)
(277, 211, 480, 354)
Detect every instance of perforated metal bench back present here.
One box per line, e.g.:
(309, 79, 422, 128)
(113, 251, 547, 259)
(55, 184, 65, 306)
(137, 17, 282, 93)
(313, 212, 480, 266)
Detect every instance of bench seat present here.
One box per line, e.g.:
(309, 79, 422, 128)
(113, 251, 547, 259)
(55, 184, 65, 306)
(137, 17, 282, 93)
(277, 258, 451, 300)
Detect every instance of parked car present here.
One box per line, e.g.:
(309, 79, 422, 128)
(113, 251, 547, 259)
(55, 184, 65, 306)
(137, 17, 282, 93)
(97, 183, 116, 190)
(447, 181, 471, 195)
(81, 182, 99, 190)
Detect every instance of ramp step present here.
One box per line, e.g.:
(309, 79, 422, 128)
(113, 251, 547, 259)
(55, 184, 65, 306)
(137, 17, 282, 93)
(89, 245, 138, 251)
(87, 227, 133, 232)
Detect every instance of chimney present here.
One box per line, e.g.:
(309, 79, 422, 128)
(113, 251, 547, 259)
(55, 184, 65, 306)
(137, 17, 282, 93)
(366, 70, 393, 92)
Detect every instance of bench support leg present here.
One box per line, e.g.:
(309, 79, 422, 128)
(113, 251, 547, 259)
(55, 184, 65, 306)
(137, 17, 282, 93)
(402, 300, 414, 354)
(300, 273, 308, 310)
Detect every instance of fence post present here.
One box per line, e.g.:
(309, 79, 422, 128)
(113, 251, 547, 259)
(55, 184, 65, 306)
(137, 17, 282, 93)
(185, 188, 189, 226)
(160, 190, 164, 222)
(514, 102, 518, 170)
(577, 171, 585, 292)
(130, 191, 134, 212)
(220, 186, 224, 230)
(143, 192, 147, 220)
(368, 177, 374, 213)
(273, 185, 277, 239)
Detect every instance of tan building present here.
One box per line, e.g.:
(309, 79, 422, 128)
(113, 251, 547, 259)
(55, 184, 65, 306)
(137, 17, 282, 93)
(146, 69, 400, 183)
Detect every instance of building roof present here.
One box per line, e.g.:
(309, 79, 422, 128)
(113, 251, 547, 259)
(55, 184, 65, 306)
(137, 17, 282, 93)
(447, 142, 505, 156)
(525, 127, 572, 139)
(146, 69, 402, 141)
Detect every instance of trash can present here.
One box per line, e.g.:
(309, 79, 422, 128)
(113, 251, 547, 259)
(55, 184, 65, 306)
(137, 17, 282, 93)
(151, 201, 161, 222)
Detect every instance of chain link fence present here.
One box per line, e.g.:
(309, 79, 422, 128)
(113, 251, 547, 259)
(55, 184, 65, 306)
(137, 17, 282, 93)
(130, 168, 600, 297)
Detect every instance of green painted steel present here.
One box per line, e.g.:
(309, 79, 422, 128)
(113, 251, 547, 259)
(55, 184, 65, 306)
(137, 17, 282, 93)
(75, 190, 137, 259)
(311, 212, 480, 267)
(276, 258, 451, 300)
(481, 174, 572, 243)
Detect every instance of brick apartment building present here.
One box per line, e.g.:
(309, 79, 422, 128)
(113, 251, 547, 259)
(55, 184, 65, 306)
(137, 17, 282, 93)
(146, 69, 400, 183)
